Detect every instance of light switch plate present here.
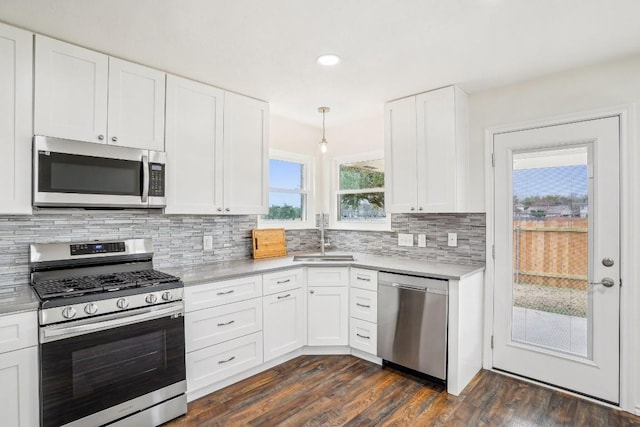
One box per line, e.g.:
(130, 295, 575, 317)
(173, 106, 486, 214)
(447, 232, 457, 247)
(203, 235, 214, 251)
(418, 234, 427, 247)
(398, 233, 414, 247)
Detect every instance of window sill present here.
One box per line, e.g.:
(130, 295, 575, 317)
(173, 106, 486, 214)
(328, 220, 392, 232)
(257, 220, 316, 230)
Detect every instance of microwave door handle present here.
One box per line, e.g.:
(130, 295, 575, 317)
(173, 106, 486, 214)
(141, 154, 149, 203)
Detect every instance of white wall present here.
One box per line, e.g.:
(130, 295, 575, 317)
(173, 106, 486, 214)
(468, 53, 640, 414)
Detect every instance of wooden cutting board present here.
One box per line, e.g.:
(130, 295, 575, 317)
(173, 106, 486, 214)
(252, 228, 287, 259)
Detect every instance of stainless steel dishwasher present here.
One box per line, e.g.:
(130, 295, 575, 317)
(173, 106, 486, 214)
(377, 272, 448, 380)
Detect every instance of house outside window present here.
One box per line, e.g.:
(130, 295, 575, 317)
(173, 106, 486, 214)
(259, 150, 314, 229)
(331, 151, 390, 230)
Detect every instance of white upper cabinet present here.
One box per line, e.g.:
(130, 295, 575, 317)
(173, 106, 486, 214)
(165, 75, 224, 214)
(165, 76, 269, 215)
(223, 92, 269, 215)
(35, 35, 166, 150)
(385, 86, 468, 213)
(107, 57, 166, 151)
(0, 23, 33, 214)
(35, 35, 109, 143)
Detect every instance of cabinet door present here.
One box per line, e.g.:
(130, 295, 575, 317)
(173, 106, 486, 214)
(307, 286, 348, 346)
(165, 75, 224, 214)
(384, 96, 418, 213)
(263, 288, 305, 361)
(415, 86, 465, 212)
(107, 57, 166, 151)
(34, 35, 108, 143)
(223, 92, 269, 215)
(0, 346, 39, 427)
(0, 23, 32, 214)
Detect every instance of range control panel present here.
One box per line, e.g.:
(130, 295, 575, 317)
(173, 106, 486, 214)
(70, 242, 126, 256)
(149, 163, 165, 197)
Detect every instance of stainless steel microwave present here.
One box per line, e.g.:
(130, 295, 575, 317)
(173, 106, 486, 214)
(33, 135, 166, 209)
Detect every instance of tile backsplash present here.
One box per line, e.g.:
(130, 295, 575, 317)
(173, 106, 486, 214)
(0, 211, 484, 287)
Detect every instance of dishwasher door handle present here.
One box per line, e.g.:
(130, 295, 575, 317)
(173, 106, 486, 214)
(381, 282, 448, 296)
(389, 282, 427, 292)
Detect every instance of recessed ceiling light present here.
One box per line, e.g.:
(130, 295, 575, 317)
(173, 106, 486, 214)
(316, 54, 341, 66)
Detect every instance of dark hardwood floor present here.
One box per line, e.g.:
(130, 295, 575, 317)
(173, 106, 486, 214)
(164, 355, 640, 426)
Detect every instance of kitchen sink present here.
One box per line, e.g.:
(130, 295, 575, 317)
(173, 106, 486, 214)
(292, 254, 355, 262)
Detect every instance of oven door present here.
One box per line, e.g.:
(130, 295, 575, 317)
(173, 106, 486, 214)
(40, 303, 186, 427)
(33, 135, 151, 208)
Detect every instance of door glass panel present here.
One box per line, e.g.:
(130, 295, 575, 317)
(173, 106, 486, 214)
(511, 146, 590, 357)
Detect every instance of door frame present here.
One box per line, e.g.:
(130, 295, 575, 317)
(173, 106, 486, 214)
(483, 104, 638, 413)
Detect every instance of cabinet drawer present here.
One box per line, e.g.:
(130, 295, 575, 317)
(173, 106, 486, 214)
(185, 298, 262, 352)
(350, 268, 378, 291)
(184, 275, 263, 311)
(307, 267, 349, 287)
(349, 288, 377, 323)
(186, 331, 263, 392)
(0, 311, 37, 354)
(263, 268, 304, 295)
(349, 318, 378, 355)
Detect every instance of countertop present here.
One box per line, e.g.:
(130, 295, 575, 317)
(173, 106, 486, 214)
(161, 252, 485, 287)
(0, 284, 40, 315)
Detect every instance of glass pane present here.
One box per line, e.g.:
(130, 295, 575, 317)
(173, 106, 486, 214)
(339, 159, 384, 190)
(511, 147, 590, 357)
(263, 192, 306, 221)
(269, 159, 303, 190)
(338, 192, 385, 221)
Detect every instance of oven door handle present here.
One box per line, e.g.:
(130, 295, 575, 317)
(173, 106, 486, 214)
(40, 303, 183, 343)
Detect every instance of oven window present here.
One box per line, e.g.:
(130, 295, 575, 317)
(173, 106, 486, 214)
(39, 152, 142, 195)
(41, 314, 184, 427)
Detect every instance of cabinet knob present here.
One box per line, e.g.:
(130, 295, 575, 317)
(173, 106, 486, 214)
(225, 208, 230, 212)
(410, 207, 415, 211)
(98, 134, 104, 141)
(111, 136, 118, 142)
(217, 208, 222, 212)
(418, 207, 423, 211)
(310, 290, 315, 294)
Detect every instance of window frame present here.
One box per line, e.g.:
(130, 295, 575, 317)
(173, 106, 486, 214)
(330, 151, 390, 231)
(258, 149, 315, 230)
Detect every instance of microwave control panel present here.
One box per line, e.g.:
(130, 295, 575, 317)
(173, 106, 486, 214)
(149, 163, 165, 197)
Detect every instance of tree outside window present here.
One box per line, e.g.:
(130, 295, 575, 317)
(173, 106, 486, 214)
(337, 159, 385, 221)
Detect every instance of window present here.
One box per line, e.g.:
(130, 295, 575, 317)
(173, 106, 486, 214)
(332, 152, 389, 230)
(259, 150, 314, 229)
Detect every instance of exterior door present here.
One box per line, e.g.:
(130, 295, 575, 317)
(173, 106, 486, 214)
(492, 116, 620, 403)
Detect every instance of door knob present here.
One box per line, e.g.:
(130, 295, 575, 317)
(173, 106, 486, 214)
(589, 277, 615, 288)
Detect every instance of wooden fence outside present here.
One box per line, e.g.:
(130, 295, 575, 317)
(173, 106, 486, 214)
(513, 218, 588, 290)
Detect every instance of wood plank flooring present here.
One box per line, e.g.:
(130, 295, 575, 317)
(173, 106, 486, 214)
(164, 355, 640, 426)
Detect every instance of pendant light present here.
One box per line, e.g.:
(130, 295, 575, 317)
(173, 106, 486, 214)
(318, 107, 330, 153)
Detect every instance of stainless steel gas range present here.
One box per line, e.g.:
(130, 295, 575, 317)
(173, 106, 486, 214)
(29, 238, 187, 427)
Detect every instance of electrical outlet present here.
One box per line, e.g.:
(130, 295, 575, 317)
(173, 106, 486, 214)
(203, 235, 214, 251)
(447, 232, 458, 247)
(418, 234, 427, 247)
(398, 233, 414, 247)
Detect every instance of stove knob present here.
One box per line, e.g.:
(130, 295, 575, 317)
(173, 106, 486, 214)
(116, 298, 129, 309)
(145, 294, 157, 304)
(161, 291, 173, 302)
(84, 303, 98, 315)
(62, 307, 76, 319)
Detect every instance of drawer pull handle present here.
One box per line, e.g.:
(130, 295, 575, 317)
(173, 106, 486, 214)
(277, 293, 291, 299)
(217, 320, 235, 327)
(356, 303, 371, 308)
(276, 279, 291, 284)
(356, 275, 371, 282)
(356, 333, 370, 340)
(217, 290, 234, 296)
(218, 356, 236, 364)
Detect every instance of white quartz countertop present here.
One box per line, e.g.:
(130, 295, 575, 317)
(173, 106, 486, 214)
(0, 284, 40, 315)
(160, 252, 485, 287)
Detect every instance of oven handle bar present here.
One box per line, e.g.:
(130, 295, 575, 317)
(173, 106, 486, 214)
(40, 302, 184, 343)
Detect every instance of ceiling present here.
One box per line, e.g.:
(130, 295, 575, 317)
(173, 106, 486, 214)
(2, 0, 640, 127)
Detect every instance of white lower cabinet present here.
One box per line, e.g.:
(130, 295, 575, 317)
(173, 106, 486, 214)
(263, 288, 306, 361)
(349, 317, 378, 355)
(307, 286, 348, 346)
(186, 331, 263, 392)
(0, 311, 39, 427)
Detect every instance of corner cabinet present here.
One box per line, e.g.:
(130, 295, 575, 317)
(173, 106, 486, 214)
(384, 85, 468, 213)
(165, 75, 269, 215)
(34, 35, 166, 150)
(0, 22, 33, 214)
(307, 267, 349, 346)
